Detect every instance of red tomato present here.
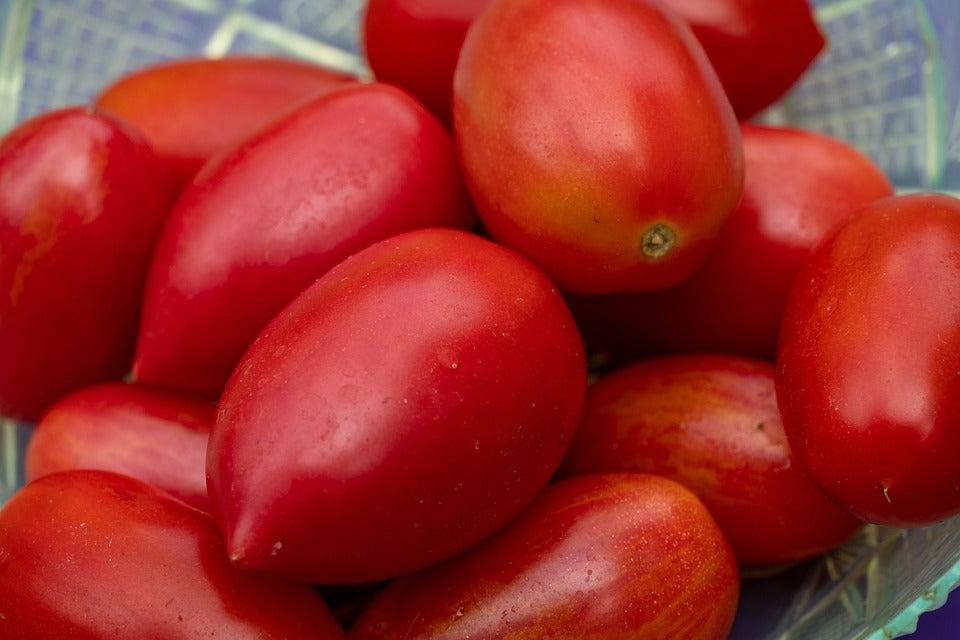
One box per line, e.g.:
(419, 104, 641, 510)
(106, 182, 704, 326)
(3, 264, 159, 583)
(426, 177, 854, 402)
(453, 0, 743, 294)
(349, 473, 739, 639)
(557, 354, 863, 567)
(24, 382, 215, 512)
(95, 56, 355, 191)
(132, 81, 476, 399)
(661, 0, 825, 120)
(776, 193, 960, 527)
(0, 107, 176, 422)
(0, 470, 345, 639)
(362, 0, 491, 123)
(207, 228, 587, 584)
(567, 124, 894, 365)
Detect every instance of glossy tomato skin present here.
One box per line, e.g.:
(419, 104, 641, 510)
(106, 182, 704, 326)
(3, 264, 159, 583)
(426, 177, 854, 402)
(0, 107, 176, 422)
(95, 56, 355, 191)
(0, 470, 345, 640)
(567, 124, 894, 365)
(776, 193, 960, 527)
(133, 81, 476, 399)
(453, 0, 743, 294)
(661, 0, 825, 120)
(558, 354, 863, 567)
(362, 0, 491, 123)
(25, 382, 216, 512)
(349, 473, 739, 640)
(207, 228, 587, 585)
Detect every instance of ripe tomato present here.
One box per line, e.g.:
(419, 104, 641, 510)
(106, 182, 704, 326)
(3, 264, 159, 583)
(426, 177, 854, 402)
(453, 0, 743, 294)
(0, 107, 176, 422)
(208, 228, 586, 584)
(776, 193, 960, 527)
(349, 473, 739, 639)
(661, 0, 825, 120)
(557, 354, 863, 567)
(0, 470, 345, 639)
(95, 56, 355, 191)
(25, 382, 215, 512)
(362, 0, 490, 123)
(567, 123, 894, 365)
(132, 81, 476, 399)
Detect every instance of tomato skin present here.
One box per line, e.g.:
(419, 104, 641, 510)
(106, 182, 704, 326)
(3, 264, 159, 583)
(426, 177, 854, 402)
(0, 470, 345, 640)
(567, 124, 894, 365)
(132, 82, 476, 399)
(558, 354, 863, 567)
(0, 107, 176, 422)
(362, 0, 490, 123)
(208, 228, 587, 584)
(349, 473, 739, 640)
(95, 56, 355, 191)
(776, 193, 960, 527)
(662, 0, 825, 120)
(453, 0, 743, 294)
(25, 382, 215, 512)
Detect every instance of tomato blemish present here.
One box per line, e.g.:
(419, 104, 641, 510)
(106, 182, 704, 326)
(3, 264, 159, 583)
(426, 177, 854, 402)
(641, 224, 675, 259)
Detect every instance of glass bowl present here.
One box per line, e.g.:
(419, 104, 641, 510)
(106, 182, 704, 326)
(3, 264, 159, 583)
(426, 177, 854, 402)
(1, 1, 958, 639)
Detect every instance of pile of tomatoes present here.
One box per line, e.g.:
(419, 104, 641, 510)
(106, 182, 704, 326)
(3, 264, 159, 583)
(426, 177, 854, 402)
(2, 0, 959, 638)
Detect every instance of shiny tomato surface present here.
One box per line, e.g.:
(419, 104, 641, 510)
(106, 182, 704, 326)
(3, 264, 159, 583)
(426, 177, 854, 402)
(350, 473, 739, 639)
(133, 81, 475, 399)
(453, 0, 743, 294)
(776, 193, 960, 527)
(25, 382, 215, 512)
(362, 0, 490, 123)
(662, 0, 825, 119)
(568, 123, 894, 365)
(95, 56, 355, 190)
(0, 107, 176, 422)
(208, 228, 587, 584)
(558, 354, 863, 566)
(0, 470, 345, 640)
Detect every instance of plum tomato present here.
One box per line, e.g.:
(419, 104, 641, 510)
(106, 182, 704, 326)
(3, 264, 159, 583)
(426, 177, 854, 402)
(207, 228, 587, 585)
(567, 123, 894, 366)
(661, 0, 825, 120)
(24, 382, 216, 512)
(95, 55, 355, 191)
(0, 470, 345, 639)
(453, 0, 744, 294)
(349, 473, 739, 640)
(557, 354, 863, 567)
(0, 107, 176, 422)
(132, 81, 476, 399)
(362, 0, 490, 124)
(776, 193, 960, 527)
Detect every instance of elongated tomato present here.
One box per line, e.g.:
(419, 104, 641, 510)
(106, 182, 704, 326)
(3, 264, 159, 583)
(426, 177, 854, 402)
(453, 0, 743, 294)
(208, 228, 586, 584)
(133, 82, 476, 399)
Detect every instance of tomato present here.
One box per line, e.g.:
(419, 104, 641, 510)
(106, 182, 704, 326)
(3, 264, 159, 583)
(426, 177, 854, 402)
(453, 0, 743, 294)
(362, 0, 490, 124)
(661, 0, 825, 120)
(132, 81, 476, 399)
(0, 107, 176, 422)
(95, 56, 355, 191)
(776, 193, 960, 527)
(0, 470, 345, 639)
(24, 382, 215, 512)
(207, 228, 586, 584)
(567, 123, 894, 365)
(558, 354, 863, 567)
(349, 473, 739, 639)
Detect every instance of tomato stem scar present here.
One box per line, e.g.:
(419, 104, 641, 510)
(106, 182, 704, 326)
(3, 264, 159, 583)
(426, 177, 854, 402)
(641, 223, 675, 258)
